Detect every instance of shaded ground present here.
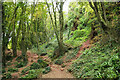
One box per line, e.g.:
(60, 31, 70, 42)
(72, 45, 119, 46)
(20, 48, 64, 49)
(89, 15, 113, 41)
(42, 64, 74, 78)
(5, 50, 39, 78)
(4, 40, 91, 78)
(42, 40, 91, 78)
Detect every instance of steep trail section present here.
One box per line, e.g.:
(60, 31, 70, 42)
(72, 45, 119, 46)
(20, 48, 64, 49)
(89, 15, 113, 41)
(76, 40, 91, 58)
(42, 64, 74, 78)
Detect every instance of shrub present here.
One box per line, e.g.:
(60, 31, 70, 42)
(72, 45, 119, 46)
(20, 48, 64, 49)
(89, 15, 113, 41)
(37, 58, 48, 68)
(2, 73, 12, 79)
(21, 67, 30, 75)
(70, 43, 120, 78)
(61, 63, 66, 68)
(21, 70, 38, 78)
(55, 59, 63, 65)
(21, 69, 42, 78)
(8, 68, 18, 72)
(2, 69, 6, 73)
(30, 62, 41, 69)
(16, 61, 27, 68)
(16, 55, 22, 61)
(6, 62, 12, 66)
(42, 66, 51, 74)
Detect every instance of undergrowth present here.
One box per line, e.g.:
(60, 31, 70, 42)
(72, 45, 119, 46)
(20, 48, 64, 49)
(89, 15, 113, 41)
(70, 41, 120, 78)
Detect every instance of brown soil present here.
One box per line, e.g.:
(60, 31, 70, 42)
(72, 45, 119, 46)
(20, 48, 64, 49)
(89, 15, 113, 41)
(42, 64, 74, 78)
(76, 40, 91, 58)
(42, 40, 91, 78)
(5, 50, 40, 78)
(4, 40, 91, 78)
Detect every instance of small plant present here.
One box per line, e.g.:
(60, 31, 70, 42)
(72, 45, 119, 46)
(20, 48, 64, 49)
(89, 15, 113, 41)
(55, 59, 63, 65)
(37, 58, 43, 63)
(2, 69, 6, 73)
(21, 70, 38, 78)
(8, 68, 18, 72)
(42, 66, 51, 74)
(16, 61, 27, 68)
(21, 67, 30, 75)
(2, 72, 12, 79)
(61, 63, 66, 68)
(21, 69, 42, 78)
(37, 58, 49, 68)
(16, 55, 22, 61)
(30, 62, 41, 69)
(6, 62, 12, 66)
(67, 68, 72, 72)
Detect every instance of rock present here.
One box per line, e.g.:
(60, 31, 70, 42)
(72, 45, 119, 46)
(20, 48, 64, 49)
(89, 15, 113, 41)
(60, 68, 64, 71)
(25, 71, 29, 74)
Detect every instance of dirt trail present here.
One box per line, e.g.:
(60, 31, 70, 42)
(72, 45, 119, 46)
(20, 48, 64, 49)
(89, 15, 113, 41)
(42, 40, 91, 78)
(42, 64, 74, 78)
(5, 40, 91, 78)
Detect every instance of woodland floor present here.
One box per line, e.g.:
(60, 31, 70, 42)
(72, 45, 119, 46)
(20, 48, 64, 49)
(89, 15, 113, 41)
(5, 40, 91, 78)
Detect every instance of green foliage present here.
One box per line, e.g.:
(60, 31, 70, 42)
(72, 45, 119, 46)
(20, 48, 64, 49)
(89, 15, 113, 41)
(21, 69, 42, 78)
(8, 68, 18, 72)
(16, 55, 22, 61)
(70, 42, 120, 78)
(16, 61, 27, 68)
(61, 63, 66, 68)
(2, 69, 6, 73)
(37, 58, 48, 68)
(30, 62, 41, 70)
(6, 62, 12, 66)
(2, 72, 12, 79)
(65, 47, 80, 61)
(42, 66, 51, 74)
(5, 54, 13, 61)
(21, 66, 30, 75)
(55, 59, 63, 65)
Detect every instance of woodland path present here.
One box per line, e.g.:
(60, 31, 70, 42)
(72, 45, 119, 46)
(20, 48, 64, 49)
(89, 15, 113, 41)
(5, 40, 90, 78)
(42, 64, 74, 78)
(42, 40, 90, 78)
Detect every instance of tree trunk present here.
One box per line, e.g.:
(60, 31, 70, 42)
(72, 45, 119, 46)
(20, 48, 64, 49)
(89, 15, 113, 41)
(2, 3, 6, 67)
(12, 4, 19, 57)
(59, 2, 64, 55)
(21, 3, 27, 61)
